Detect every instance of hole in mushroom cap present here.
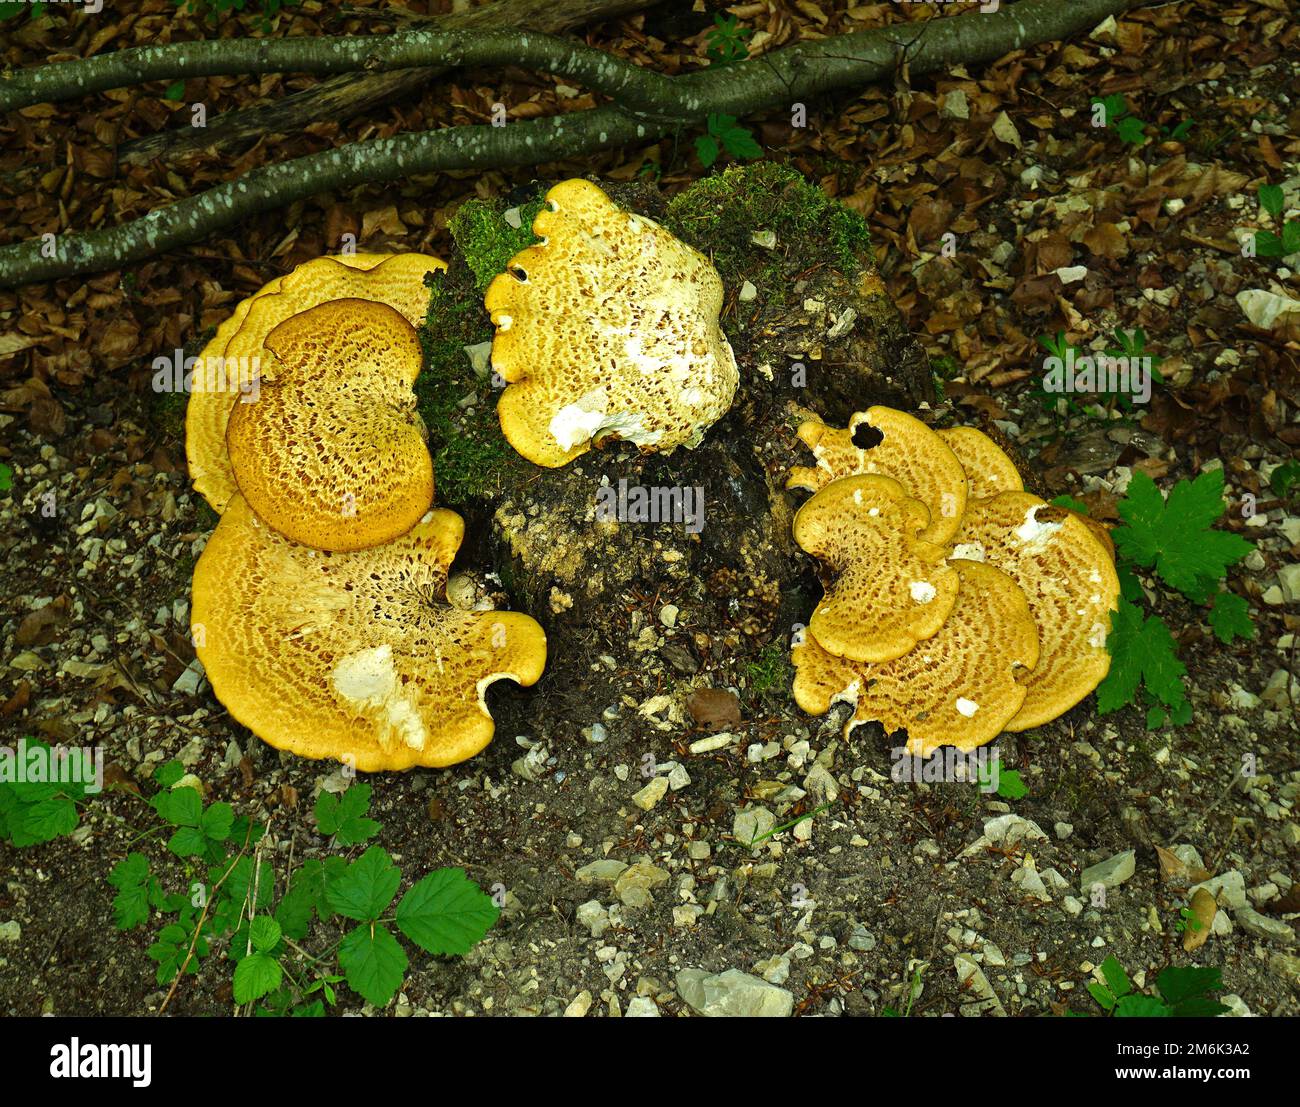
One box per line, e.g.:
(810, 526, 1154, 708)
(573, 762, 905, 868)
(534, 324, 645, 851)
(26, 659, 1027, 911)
(850, 423, 885, 450)
(509, 265, 528, 282)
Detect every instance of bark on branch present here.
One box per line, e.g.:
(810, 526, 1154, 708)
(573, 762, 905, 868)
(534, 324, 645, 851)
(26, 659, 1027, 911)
(118, 0, 656, 166)
(0, 0, 1148, 289)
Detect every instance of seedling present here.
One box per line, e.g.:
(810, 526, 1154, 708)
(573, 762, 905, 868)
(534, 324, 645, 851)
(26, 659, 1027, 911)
(1251, 185, 1300, 259)
(705, 14, 752, 66)
(1087, 955, 1229, 1016)
(696, 113, 763, 169)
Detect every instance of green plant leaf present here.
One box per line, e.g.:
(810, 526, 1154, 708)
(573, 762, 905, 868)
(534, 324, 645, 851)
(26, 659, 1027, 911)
(1155, 965, 1223, 1006)
(108, 853, 154, 930)
(1271, 459, 1300, 497)
(314, 784, 379, 845)
(1114, 994, 1170, 1017)
(721, 125, 763, 161)
(1098, 599, 1187, 717)
(8, 794, 78, 846)
(1051, 495, 1090, 514)
(163, 80, 186, 101)
(0, 463, 11, 492)
(1253, 230, 1284, 257)
(1259, 183, 1284, 218)
(325, 846, 400, 922)
(1099, 955, 1132, 998)
(1113, 470, 1253, 601)
(233, 952, 283, 1004)
(1114, 116, 1148, 145)
(1088, 982, 1115, 1011)
(154, 761, 185, 789)
(997, 768, 1029, 801)
(249, 915, 282, 954)
(201, 801, 234, 841)
(158, 786, 202, 828)
(695, 134, 720, 168)
(167, 826, 208, 857)
(338, 922, 407, 1007)
(1283, 220, 1300, 255)
(395, 868, 500, 955)
(1207, 590, 1253, 645)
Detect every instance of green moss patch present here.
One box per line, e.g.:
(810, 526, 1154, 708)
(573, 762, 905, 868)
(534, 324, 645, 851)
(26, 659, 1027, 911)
(664, 163, 871, 305)
(449, 195, 547, 292)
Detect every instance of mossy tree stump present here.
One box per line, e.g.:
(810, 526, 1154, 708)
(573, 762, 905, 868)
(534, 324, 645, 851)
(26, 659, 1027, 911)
(415, 164, 934, 720)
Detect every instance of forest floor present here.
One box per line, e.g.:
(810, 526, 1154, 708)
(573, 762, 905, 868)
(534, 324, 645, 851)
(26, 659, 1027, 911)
(1, 0, 1297, 1016)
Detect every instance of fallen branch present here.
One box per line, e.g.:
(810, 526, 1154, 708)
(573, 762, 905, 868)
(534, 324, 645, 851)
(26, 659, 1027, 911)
(0, 0, 1147, 288)
(96, 0, 654, 168)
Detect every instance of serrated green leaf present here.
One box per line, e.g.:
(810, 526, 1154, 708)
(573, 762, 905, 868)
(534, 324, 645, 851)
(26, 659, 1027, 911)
(338, 922, 407, 1007)
(233, 952, 282, 1004)
(1113, 470, 1253, 600)
(315, 784, 379, 845)
(1088, 982, 1115, 1011)
(325, 846, 400, 922)
(167, 826, 208, 857)
(1114, 994, 1170, 1017)
(1098, 599, 1187, 716)
(249, 915, 281, 954)
(1099, 955, 1132, 998)
(1208, 590, 1253, 645)
(395, 868, 499, 955)
(1259, 183, 1284, 218)
(1155, 965, 1223, 1006)
(695, 134, 720, 168)
(997, 768, 1029, 801)
(9, 795, 78, 846)
(160, 786, 202, 827)
(1253, 230, 1284, 257)
(1114, 116, 1148, 145)
(154, 761, 185, 789)
(721, 126, 763, 161)
(201, 801, 234, 841)
(108, 853, 153, 929)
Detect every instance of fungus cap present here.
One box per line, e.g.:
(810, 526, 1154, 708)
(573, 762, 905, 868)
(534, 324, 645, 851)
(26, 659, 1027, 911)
(486, 179, 739, 467)
(191, 495, 547, 771)
(788, 407, 967, 544)
(937, 426, 1024, 499)
(949, 492, 1120, 730)
(793, 473, 959, 663)
(225, 297, 433, 552)
(187, 253, 445, 513)
(793, 560, 1040, 756)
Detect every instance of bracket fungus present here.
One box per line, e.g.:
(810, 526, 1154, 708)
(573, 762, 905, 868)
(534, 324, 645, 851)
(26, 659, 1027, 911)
(936, 426, 1024, 500)
(793, 560, 1040, 756)
(787, 406, 967, 545)
(225, 298, 433, 552)
(485, 179, 739, 467)
(191, 495, 547, 772)
(792, 474, 959, 663)
(186, 252, 445, 514)
(948, 492, 1120, 730)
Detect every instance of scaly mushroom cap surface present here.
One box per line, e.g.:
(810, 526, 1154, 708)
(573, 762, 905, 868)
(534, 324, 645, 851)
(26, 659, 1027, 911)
(788, 406, 967, 544)
(226, 298, 433, 552)
(949, 492, 1120, 730)
(187, 253, 445, 513)
(192, 495, 547, 772)
(794, 474, 959, 663)
(937, 426, 1024, 499)
(486, 179, 739, 468)
(792, 560, 1040, 756)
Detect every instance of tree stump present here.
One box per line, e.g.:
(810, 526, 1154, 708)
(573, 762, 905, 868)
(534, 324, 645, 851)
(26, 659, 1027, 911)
(416, 164, 935, 732)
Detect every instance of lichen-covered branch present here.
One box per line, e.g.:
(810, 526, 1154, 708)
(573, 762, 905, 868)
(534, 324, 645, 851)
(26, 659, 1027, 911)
(0, 0, 1149, 288)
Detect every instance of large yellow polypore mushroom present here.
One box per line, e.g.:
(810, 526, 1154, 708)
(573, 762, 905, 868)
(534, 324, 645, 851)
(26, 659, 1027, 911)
(936, 426, 1023, 499)
(793, 474, 959, 663)
(485, 179, 739, 467)
(191, 495, 547, 772)
(187, 252, 445, 513)
(793, 559, 1040, 756)
(949, 492, 1120, 730)
(787, 407, 968, 545)
(225, 298, 433, 552)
